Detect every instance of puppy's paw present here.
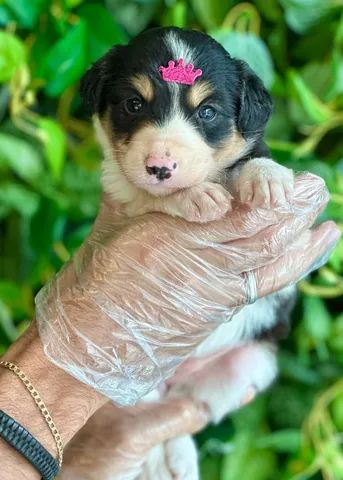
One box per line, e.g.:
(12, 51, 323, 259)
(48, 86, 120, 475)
(138, 436, 199, 480)
(177, 182, 232, 223)
(237, 158, 294, 208)
(122, 183, 231, 222)
(166, 436, 199, 480)
(138, 444, 173, 480)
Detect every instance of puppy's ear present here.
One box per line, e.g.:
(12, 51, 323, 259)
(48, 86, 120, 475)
(80, 58, 106, 114)
(80, 46, 124, 114)
(235, 60, 273, 137)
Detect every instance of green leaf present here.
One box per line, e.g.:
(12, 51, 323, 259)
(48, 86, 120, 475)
(256, 429, 301, 453)
(293, 28, 334, 63)
(268, 383, 317, 429)
(331, 391, 343, 431)
(161, 1, 187, 29)
(78, 3, 127, 63)
(211, 30, 275, 88)
(0, 299, 17, 342)
(191, 0, 233, 30)
(0, 281, 32, 319)
(330, 49, 343, 97)
(232, 396, 267, 432)
(37, 118, 66, 180)
(254, 0, 281, 22)
(286, 158, 336, 192)
(61, 162, 101, 219)
(220, 431, 253, 480)
(0, 182, 40, 216)
(0, 31, 26, 83)
(4, 0, 48, 29)
(303, 296, 331, 342)
(39, 20, 87, 97)
(0, 6, 16, 26)
(279, 0, 332, 34)
(105, 0, 159, 36)
(29, 197, 65, 256)
(279, 350, 321, 385)
(65, 0, 84, 7)
(287, 70, 333, 124)
(223, 448, 277, 480)
(200, 455, 221, 480)
(301, 62, 333, 100)
(267, 98, 293, 141)
(0, 132, 43, 183)
(328, 237, 343, 273)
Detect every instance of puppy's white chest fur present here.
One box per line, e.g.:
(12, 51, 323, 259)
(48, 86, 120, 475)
(194, 286, 294, 358)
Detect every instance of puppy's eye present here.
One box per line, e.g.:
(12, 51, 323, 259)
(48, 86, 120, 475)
(198, 105, 216, 121)
(125, 97, 144, 114)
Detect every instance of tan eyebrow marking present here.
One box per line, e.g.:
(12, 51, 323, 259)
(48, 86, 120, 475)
(130, 74, 154, 102)
(187, 81, 214, 109)
(213, 126, 248, 169)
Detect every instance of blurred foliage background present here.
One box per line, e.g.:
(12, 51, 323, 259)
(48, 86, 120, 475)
(0, 0, 343, 479)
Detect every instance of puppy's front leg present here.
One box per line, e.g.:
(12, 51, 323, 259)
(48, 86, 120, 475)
(167, 342, 278, 424)
(125, 182, 233, 223)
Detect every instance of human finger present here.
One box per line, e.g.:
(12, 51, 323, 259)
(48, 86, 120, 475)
(253, 221, 340, 300)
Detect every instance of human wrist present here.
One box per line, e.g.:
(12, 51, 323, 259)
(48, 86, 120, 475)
(0, 321, 106, 478)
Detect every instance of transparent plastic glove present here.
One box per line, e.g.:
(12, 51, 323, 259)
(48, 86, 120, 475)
(35, 173, 340, 405)
(60, 399, 207, 480)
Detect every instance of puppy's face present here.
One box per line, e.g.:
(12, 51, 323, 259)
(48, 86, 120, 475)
(81, 28, 272, 197)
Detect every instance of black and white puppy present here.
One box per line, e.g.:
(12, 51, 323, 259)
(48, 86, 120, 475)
(81, 27, 295, 479)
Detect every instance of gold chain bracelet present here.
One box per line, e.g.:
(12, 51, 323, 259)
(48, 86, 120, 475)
(0, 360, 64, 468)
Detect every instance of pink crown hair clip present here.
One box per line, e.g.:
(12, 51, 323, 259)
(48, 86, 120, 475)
(158, 58, 202, 85)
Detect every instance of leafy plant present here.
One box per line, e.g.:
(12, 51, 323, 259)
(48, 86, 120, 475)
(1, 1, 343, 479)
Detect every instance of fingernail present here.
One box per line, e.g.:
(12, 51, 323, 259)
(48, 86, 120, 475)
(326, 225, 341, 244)
(303, 236, 340, 279)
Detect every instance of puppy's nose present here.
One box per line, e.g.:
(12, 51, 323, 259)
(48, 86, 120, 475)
(145, 154, 177, 181)
(146, 165, 173, 180)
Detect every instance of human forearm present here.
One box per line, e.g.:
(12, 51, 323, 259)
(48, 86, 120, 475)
(0, 321, 106, 479)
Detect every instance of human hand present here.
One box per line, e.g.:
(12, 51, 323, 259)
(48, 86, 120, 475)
(60, 399, 207, 480)
(35, 173, 340, 404)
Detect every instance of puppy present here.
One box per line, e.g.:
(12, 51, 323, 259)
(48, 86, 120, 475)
(80, 27, 295, 479)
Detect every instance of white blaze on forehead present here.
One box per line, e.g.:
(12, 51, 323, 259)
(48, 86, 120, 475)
(157, 113, 200, 145)
(162, 32, 195, 122)
(164, 30, 193, 64)
(166, 82, 182, 118)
